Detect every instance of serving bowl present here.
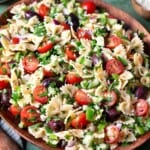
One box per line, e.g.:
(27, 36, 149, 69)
(0, 0, 150, 150)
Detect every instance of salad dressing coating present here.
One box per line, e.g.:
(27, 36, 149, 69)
(0, 0, 150, 149)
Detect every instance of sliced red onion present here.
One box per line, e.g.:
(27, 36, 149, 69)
(67, 140, 76, 147)
(116, 122, 122, 130)
(91, 55, 99, 65)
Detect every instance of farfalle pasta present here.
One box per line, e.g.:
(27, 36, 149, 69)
(0, 0, 150, 149)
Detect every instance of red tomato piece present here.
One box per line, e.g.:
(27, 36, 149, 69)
(81, 1, 96, 14)
(12, 37, 20, 44)
(135, 99, 149, 116)
(66, 73, 82, 84)
(43, 69, 54, 77)
(22, 55, 39, 74)
(33, 85, 48, 104)
(21, 105, 40, 126)
(65, 49, 77, 61)
(103, 90, 117, 107)
(37, 42, 53, 53)
(65, 45, 77, 61)
(0, 63, 10, 76)
(77, 29, 92, 40)
(9, 105, 21, 117)
(74, 90, 91, 106)
(105, 125, 120, 144)
(106, 59, 124, 75)
(61, 22, 70, 30)
(0, 80, 9, 90)
(71, 113, 88, 129)
(106, 35, 122, 49)
(39, 4, 50, 18)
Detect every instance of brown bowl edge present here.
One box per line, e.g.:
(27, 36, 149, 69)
(0, 0, 150, 150)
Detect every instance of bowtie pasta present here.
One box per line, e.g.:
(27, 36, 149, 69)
(0, 0, 150, 149)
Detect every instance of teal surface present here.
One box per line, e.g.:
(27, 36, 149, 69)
(0, 0, 150, 150)
(104, 0, 150, 31)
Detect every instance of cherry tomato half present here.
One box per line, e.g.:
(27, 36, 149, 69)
(9, 105, 21, 117)
(106, 35, 122, 49)
(74, 90, 91, 106)
(105, 125, 120, 144)
(21, 105, 40, 126)
(103, 90, 117, 107)
(65, 45, 77, 61)
(0, 63, 10, 76)
(135, 99, 149, 116)
(33, 85, 48, 104)
(106, 59, 124, 75)
(0, 80, 9, 90)
(66, 73, 82, 84)
(61, 22, 70, 30)
(37, 42, 53, 53)
(71, 113, 88, 129)
(77, 29, 92, 40)
(22, 55, 39, 74)
(43, 69, 54, 78)
(12, 37, 20, 44)
(39, 4, 50, 18)
(81, 1, 96, 14)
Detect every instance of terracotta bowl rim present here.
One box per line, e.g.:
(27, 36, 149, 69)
(0, 0, 150, 150)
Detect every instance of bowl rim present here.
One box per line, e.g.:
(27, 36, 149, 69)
(0, 0, 150, 150)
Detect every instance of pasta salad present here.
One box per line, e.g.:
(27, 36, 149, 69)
(0, 0, 150, 149)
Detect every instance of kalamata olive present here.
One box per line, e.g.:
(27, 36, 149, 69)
(25, 10, 41, 20)
(101, 54, 107, 69)
(91, 55, 99, 66)
(0, 87, 11, 107)
(57, 139, 67, 148)
(53, 19, 60, 25)
(42, 78, 51, 87)
(117, 19, 122, 24)
(123, 23, 130, 30)
(67, 13, 79, 31)
(48, 120, 65, 132)
(105, 108, 120, 122)
(135, 86, 148, 99)
(42, 77, 64, 88)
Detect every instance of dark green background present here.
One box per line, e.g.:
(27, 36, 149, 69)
(0, 0, 149, 149)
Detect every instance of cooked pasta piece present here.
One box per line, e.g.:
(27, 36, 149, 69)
(0, 0, 149, 149)
(133, 52, 143, 66)
(113, 44, 127, 59)
(60, 84, 78, 97)
(118, 99, 134, 116)
(130, 36, 144, 53)
(28, 126, 46, 139)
